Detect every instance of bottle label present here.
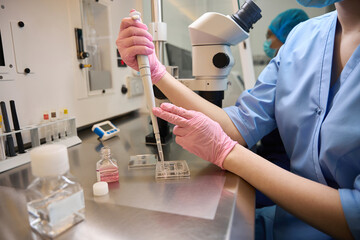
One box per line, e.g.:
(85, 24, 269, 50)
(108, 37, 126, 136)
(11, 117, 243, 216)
(47, 190, 85, 226)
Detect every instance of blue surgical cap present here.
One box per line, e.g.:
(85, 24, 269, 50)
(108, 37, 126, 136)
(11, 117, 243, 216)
(269, 9, 309, 43)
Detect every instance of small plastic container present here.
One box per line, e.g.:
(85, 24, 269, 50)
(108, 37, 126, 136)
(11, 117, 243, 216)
(26, 144, 85, 238)
(93, 181, 109, 196)
(96, 147, 119, 183)
(128, 154, 157, 169)
(155, 160, 190, 179)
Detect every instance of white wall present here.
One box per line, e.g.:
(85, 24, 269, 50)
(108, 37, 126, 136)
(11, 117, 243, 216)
(0, 0, 144, 133)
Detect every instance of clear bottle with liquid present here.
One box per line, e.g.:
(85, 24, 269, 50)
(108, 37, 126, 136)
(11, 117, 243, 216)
(96, 147, 119, 182)
(26, 144, 85, 238)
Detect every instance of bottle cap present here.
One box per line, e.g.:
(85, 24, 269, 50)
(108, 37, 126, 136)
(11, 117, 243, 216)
(93, 181, 109, 196)
(101, 146, 111, 156)
(30, 144, 69, 177)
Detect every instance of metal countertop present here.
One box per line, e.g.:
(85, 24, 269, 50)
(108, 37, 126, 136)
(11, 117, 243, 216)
(0, 111, 255, 240)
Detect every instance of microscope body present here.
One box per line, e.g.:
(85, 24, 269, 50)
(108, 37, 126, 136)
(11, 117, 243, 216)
(190, 12, 249, 80)
(146, 0, 261, 144)
(179, 0, 261, 107)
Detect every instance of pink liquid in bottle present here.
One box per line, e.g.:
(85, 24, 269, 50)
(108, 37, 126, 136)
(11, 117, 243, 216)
(96, 147, 119, 183)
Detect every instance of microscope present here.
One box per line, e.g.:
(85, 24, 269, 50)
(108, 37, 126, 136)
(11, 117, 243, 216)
(146, 0, 261, 145)
(179, 0, 262, 107)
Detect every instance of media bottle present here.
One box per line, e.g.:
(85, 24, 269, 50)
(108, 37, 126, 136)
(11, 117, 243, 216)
(96, 146, 119, 182)
(26, 144, 85, 238)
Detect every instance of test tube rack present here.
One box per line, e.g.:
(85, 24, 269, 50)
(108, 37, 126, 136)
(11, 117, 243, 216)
(0, 117, 82, 173)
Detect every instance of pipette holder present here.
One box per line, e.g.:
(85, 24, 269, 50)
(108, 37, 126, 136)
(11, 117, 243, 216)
(0, 117, 81, 173)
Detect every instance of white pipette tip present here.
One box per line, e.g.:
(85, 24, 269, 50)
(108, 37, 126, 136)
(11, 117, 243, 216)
(155, 133, 165, 167)
(129, 9, 141, 20)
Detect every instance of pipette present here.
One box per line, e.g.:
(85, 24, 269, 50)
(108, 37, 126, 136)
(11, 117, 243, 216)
(130, 10, 165, 165)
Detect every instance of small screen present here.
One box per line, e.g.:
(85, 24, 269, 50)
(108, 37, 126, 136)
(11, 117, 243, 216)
(100, 123, 113, 131)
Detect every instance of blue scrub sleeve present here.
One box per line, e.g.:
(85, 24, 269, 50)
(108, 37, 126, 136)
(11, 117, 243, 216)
(224, 58, 280, 148)
(339, 175, 360, 239)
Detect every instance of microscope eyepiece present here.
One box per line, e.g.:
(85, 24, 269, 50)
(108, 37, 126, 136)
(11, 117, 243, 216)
(231, 0, 262, 33)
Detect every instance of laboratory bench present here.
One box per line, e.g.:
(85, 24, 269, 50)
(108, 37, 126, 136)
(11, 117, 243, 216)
(0, 111, 255, 240)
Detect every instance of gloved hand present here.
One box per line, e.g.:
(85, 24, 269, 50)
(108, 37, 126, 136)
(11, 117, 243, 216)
(152, 103, 237, 169)
(116, 17, 166, 84)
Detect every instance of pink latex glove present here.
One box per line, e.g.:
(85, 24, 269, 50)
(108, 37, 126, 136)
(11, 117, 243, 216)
(152, 103, 237, 169)
(116, 16, 166, 84)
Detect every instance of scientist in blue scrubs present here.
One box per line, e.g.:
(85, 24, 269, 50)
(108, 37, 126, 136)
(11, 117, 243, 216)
(253, 8, 309, 208)
(116, 0, 360, 239)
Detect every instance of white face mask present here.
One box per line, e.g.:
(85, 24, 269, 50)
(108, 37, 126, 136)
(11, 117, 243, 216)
(296, 0, 342, 7)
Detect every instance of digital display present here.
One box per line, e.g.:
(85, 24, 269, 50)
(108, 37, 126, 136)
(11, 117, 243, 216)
(100, 123, 113, 131)
(92, 121, 119, 140)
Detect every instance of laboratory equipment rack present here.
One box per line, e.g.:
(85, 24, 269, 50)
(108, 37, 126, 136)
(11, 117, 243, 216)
(0, 117, 81, 173)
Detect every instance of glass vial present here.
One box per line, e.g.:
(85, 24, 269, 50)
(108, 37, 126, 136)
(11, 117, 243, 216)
(0, 115, 6, 160)
(96, 147, 119, 182)
(58, 108, 66, 139)
(26, 144, 85, 238)
(50, 110, 59, 141)
(43, 112, 52, 143)
(63, 108, 72, 137)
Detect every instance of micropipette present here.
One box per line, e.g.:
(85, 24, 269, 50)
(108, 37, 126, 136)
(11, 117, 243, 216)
(130, 10, 165, 165)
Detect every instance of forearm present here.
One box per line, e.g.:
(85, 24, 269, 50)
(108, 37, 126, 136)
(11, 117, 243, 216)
(223, 144, 354, 240)
(156, 72, 246, 145)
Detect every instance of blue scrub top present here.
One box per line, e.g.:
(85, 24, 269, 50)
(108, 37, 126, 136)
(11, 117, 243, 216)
(224, 11, 360, 240)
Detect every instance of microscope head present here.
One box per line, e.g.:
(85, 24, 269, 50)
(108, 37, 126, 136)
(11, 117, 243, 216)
(189, 0, 261, 46)
(189, 12, 249, 46)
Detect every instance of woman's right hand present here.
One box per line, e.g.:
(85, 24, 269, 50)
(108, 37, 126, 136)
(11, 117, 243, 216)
(116, 17, 166, 84)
